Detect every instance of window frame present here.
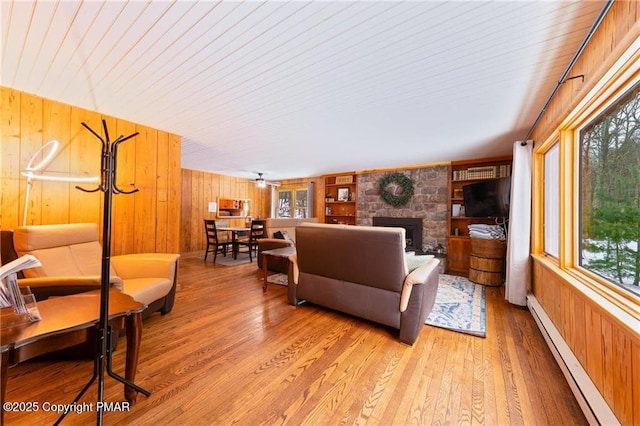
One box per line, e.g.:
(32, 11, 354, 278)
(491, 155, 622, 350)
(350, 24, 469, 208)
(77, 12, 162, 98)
(575, 82, 640, 297)
(532, 42, 640, 320)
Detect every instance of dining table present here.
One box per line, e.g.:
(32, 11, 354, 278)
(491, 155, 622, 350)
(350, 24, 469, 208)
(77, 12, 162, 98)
(217, 226, 250, 259)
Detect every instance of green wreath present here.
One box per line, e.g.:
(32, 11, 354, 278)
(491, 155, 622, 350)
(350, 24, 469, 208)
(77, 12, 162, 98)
(379, 172, 414, 207)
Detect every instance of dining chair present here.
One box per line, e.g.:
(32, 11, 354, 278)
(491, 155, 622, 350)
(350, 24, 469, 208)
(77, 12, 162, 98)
(236, 219, 266, 262)
(204, 219, 229, 263)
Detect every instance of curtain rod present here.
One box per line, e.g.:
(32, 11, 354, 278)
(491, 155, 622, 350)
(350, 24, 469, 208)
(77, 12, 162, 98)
(520, 0, 614, 147)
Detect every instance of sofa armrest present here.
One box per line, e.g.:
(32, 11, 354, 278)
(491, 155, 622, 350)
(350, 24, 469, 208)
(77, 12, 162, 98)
(287, 254, 300, 306)
(257, 239, 294, 270)
(398, 259, 440, 345)
(400, 259, 439, 312)
(18, 276, 103, 300)
(111, 253, 180, 281)
(258, 238, 294, 250)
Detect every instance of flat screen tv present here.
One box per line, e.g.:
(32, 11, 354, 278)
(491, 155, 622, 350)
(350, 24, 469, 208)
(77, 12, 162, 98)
(462, 176, 511, 218)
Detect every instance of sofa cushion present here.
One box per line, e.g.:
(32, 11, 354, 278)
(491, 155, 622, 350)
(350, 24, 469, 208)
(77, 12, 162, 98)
(24, 246, 79, 278)
(18, 232, 122, 288)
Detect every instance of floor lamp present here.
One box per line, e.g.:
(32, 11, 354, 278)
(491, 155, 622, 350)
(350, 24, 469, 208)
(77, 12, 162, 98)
(21, 140, 101, 226)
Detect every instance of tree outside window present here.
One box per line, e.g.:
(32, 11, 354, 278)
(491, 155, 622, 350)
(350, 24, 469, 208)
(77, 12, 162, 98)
(580, 82, 639, 296)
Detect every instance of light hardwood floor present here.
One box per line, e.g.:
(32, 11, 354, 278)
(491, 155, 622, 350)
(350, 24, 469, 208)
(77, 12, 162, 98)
(4, 252, 586, 425)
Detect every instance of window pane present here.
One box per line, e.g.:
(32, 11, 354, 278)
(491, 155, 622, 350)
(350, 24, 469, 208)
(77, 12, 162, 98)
(579, 83, 640, 297)
(277, 191, 292, 218)
(544, 144, 560, 257)
(294, 189, 308, 218)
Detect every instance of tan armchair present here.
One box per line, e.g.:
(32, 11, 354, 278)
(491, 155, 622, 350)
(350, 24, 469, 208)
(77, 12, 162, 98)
(4, 223, 180, 317)
(257, 218, 318, 273)
(257, 238, 294, 272)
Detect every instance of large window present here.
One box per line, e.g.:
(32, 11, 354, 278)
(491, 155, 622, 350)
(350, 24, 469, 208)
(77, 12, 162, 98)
(275, 184, 312, 219)
(579, 83, 639, 297)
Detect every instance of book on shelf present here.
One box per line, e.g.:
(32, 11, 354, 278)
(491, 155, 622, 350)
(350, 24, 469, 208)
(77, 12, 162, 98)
(452, 164, 511, 181)
(0, 254, 42, 321)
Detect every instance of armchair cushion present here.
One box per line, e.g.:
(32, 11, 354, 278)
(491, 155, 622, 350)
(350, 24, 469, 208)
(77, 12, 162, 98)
(15, 226, 122, 288)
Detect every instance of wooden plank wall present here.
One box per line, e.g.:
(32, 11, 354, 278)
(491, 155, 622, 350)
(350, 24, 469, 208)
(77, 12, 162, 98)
(529, 2, 639, 424)
(0, 87, 182, 255)
(533, 260, 639, 425)
(180, 169, 271, 253)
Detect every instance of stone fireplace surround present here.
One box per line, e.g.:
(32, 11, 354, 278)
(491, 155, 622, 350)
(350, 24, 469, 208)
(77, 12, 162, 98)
(356, 165, 449, 252)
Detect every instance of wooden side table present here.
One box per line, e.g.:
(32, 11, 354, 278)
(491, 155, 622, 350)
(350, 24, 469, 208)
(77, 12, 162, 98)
(261, 246, 296, 292)
(1, 289, 146, 422)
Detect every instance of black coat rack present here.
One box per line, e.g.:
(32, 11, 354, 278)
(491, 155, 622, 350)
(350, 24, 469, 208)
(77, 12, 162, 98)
(55, 120, 150, 425)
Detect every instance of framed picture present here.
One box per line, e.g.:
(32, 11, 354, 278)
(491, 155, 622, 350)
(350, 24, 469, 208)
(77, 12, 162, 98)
(337, 187, 350, 201)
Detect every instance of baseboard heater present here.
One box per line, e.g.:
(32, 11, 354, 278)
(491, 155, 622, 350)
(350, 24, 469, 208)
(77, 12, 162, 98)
(526, 295, 619, 426)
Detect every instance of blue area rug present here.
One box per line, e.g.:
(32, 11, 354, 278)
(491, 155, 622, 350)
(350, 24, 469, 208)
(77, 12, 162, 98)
(425, 274, 486, 338)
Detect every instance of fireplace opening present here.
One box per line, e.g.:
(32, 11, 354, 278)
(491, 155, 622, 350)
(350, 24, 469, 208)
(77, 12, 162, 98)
(372, 217, 423, 252)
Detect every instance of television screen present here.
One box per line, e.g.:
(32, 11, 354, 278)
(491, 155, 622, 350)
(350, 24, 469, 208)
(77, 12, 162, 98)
(462, 177, 511, 218)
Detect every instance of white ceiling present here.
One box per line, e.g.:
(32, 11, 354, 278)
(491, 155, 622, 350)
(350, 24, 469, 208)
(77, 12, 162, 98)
(1, 0, 606, 180)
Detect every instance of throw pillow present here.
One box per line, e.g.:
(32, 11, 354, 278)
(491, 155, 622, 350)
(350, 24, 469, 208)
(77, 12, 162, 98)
(273, 231, 285, 240)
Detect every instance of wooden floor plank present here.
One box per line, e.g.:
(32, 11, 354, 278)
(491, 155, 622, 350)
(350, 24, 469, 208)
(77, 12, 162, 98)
(3, 252, 587, 425)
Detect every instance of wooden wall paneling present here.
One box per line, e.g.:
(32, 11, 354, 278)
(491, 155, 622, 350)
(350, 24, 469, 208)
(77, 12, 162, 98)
(191, 170, 204, 251)
(3, 88, 181, 255)
(561, 284, 575, 354)
(179, 168, 274, 253)
(599, 313, 615, 417)
(584, 303, 604, 392)
(20, 93, 43, 226)
(612, 327, 633, 425)
(155, 131, 169, 253)
(68, 107, 102, 229)
(0, 87, 21, 229)
(572, 294, 587, 368)
(533, 259, 640, 423)
(166, 133, 181, 254)
(41, 99, 71, 225)
(221, 174, 231, 199)
(180, 169, 193, 253)
(112, 118, 137, 255)
(133, 125, 158, 253)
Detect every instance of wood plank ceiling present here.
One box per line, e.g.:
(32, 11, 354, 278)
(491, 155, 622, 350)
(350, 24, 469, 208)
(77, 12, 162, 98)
(1, 1, 607, 180)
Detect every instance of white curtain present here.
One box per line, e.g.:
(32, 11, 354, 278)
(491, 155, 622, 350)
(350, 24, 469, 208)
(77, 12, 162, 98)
(505, 141, 532, 306)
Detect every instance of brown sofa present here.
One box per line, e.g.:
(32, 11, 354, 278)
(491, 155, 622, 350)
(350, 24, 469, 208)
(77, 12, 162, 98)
(2, 223, 180, 318)
(288, 223, 440, 345)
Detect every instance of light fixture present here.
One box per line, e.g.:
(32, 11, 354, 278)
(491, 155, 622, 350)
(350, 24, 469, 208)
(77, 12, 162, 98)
(21, 139, 100, 225)
(255, 173, 267, 188)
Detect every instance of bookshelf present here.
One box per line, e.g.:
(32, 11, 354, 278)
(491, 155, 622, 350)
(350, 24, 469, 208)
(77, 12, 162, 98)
(323, 173, 357, 225)
(447, 156, 512, 276)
